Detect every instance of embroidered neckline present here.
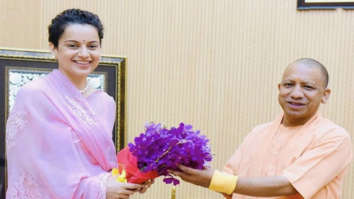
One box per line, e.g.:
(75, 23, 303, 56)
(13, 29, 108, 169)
(79, 83, 90, 95)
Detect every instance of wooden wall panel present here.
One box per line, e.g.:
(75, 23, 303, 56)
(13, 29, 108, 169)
(0, 0, 42, 49)
(1, 0, 353, 198)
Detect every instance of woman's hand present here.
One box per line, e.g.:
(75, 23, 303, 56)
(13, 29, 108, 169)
(106, 175, 143, 199)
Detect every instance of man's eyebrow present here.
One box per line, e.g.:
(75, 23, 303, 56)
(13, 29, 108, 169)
(281, 79, 293, 82)
(300, 79, 317, 84)
(282, 79, 317, 84)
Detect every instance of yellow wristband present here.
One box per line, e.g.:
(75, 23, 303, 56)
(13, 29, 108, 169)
(208, 170, 238, 195)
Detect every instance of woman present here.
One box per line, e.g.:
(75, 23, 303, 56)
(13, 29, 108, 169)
(6, 8, 148, 199)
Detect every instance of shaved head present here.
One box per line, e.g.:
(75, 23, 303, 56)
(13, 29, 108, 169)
(278, 58, 331, 126)
(288, 58, 329, 88)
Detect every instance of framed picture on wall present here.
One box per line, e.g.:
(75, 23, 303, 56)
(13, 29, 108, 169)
(297, 0, 354, 9)
(0, 48, 126, 198)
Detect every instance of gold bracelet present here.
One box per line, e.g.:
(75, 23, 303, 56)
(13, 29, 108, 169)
(208, 170, 238, 195)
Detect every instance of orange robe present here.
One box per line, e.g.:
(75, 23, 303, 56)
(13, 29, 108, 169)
(224, 113, 352, 199)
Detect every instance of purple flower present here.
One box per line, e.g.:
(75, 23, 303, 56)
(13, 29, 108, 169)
(128, 122, 213, 185)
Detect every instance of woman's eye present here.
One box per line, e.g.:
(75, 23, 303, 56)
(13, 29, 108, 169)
(67, 44, 78, 48)
(88, 45, 98, 49)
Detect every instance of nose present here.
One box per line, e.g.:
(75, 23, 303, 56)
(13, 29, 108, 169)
(78, 46, 89, 58)
(290, 85, 304, 99)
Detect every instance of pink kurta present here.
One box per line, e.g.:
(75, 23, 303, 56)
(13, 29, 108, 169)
(224, 114, 352, 199)
(6, 70, 118, 198)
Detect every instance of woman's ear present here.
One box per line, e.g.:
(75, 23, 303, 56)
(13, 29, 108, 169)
(49, 43, 58, 59)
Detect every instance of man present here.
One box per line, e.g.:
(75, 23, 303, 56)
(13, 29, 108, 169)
(172, 58, 352, 199)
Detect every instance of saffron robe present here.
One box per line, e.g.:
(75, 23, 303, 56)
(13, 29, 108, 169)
(224, 114, 352, 199)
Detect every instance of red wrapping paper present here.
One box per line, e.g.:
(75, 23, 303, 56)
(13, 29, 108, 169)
(116, 147, 159, 184)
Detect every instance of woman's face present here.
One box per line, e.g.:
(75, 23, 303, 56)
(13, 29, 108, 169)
(52, 23, 101, 80)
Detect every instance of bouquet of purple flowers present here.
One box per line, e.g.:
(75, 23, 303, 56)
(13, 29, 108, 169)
(116, 122, 212, 185)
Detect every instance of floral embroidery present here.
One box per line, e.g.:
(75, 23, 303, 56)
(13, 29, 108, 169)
(7, 171, 41, 198)
(6, 111, 28, 149)
(65, 96, 97, 126)
(96, 172, 110, 199)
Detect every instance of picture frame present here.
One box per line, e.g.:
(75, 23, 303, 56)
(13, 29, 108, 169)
(297, 0, 354, 9)
(0, 48, 126, 198)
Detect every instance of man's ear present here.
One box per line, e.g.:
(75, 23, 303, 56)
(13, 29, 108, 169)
(321, 88, 331, 104)
(49, 43, 58, 59)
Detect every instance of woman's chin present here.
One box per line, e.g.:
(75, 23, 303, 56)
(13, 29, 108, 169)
(73, 68, 93, 77)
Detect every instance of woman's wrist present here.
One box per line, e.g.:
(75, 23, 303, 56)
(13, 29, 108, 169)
(97, 172, 111, 188)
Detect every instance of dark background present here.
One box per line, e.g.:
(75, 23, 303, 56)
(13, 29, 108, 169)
(297, 0, 354, 10)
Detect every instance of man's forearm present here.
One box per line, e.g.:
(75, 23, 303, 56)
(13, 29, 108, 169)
(234, 176, 298, 197)
(172, 166, 299, 197)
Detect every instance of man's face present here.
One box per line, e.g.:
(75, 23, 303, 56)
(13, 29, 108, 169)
(278, 63, 330, 125)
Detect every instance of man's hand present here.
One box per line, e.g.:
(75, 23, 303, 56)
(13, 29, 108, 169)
(170, 165, 214, 188)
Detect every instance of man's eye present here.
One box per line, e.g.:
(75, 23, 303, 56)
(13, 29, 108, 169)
(283, 83, 292, 87)
(304, 85, 314, 90)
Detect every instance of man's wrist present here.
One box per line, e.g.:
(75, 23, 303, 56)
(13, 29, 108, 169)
(208, 170, 238, 195)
